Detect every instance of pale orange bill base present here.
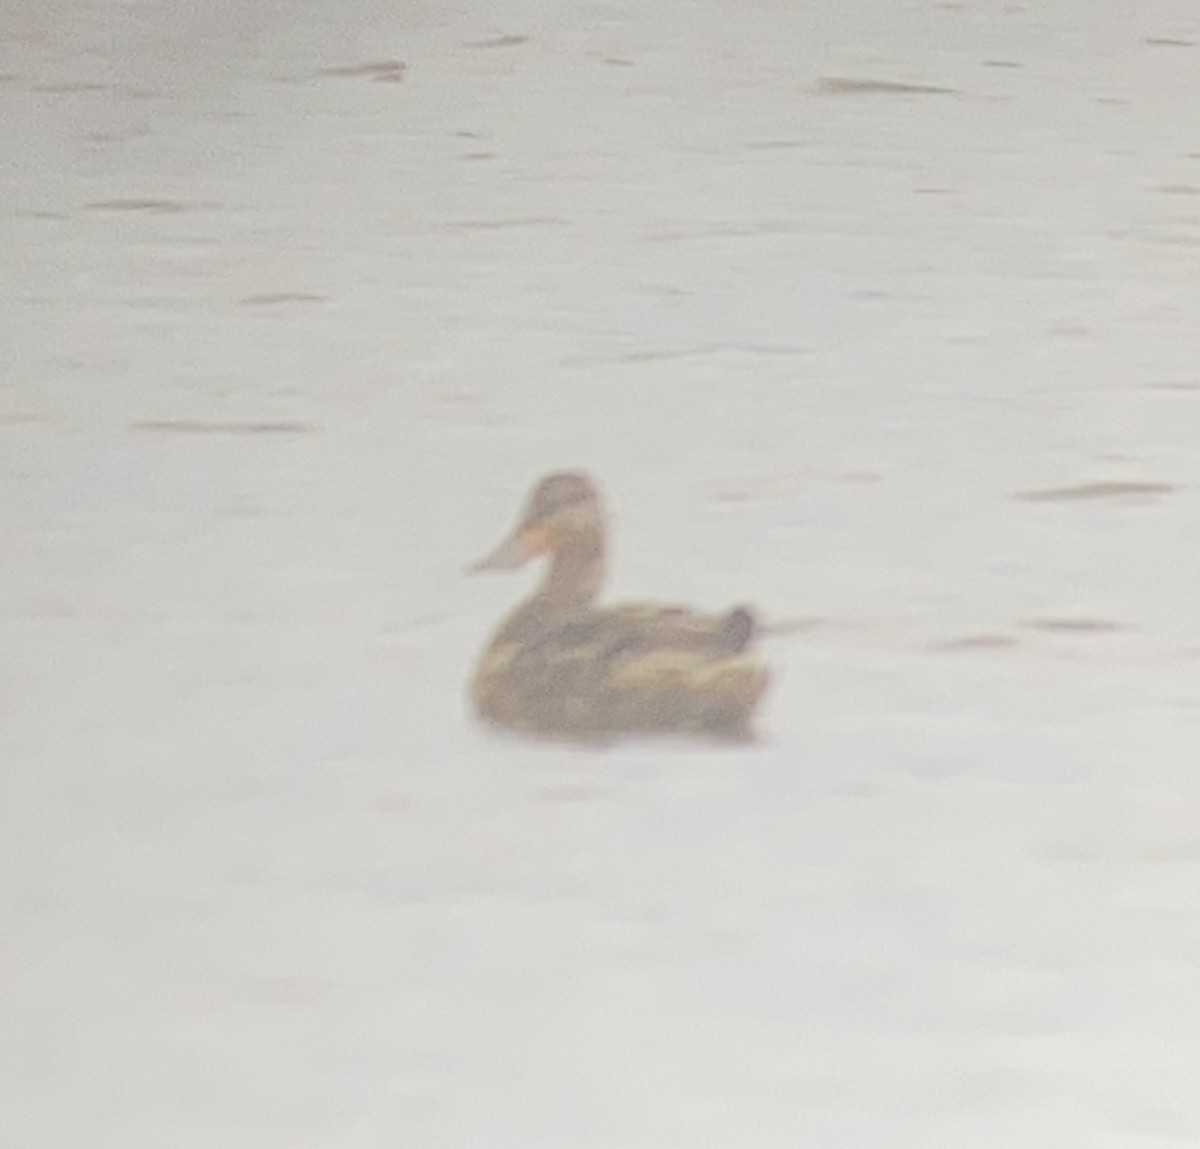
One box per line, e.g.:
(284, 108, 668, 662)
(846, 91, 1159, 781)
(469, 527, 549, 572)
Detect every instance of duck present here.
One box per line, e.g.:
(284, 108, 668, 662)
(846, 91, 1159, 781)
(468, 471, 770, 743)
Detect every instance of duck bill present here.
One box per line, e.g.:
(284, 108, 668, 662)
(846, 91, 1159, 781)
(469, 526, 548, 572)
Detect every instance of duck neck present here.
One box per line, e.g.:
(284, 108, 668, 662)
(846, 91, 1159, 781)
(536, 526, 605, 611)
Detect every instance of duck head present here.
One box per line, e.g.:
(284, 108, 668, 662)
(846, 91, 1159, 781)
(471, 471, 606, 607)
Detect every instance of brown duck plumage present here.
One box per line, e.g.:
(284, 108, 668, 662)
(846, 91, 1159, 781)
(468, 471, 769, 743)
